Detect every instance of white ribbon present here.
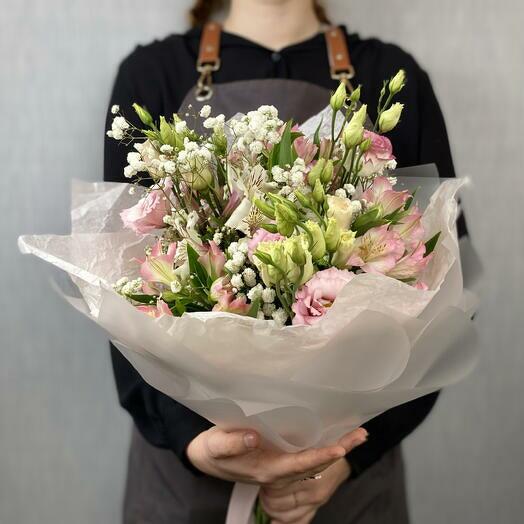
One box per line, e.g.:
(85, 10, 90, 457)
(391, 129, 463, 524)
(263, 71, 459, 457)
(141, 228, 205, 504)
(225, 483, 260, 524)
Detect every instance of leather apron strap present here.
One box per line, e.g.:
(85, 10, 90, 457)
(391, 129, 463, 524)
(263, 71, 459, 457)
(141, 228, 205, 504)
(194, 22, 356, 101)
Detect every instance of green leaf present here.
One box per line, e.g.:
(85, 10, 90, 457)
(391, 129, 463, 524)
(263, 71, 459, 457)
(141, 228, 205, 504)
(248, 299, 261, 318)
(133, 103, 154, 128)
(278, 120, 293, 167)
(126, 293, 157, 305)
(186, 244, 212, 288)
(404, 187, 418, 211)
(254, 251, 273, 266)
(313, 117, 324, 147)
(261, 223, 279, 233)
(424, 232, 441, 256)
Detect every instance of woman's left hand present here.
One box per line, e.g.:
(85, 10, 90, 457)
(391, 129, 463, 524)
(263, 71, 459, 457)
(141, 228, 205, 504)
(259, 457, 351, 524)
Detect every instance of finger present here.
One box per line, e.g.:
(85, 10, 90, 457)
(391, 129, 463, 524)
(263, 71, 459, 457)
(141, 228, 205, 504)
(260, 491, 303, 512)
(272, 445, 346, 481)
(337, 427, 368, 454)
(206, 429, 259, 459)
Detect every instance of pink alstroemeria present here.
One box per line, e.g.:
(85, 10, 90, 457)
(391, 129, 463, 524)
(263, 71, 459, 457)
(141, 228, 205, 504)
(213, 292, 251, 315)
(292, 268, 355, 326)
(387, 243, 432, 281)
(136, 299, 173, 318)
(222, 189, 243, 218)
(293, 136, 318, 164)
(362, 176, 409, 216)
(348, 225, 405, 274)
(139, 240, 177, 287)
(247, 229, 284, 262)
(392, 205, 425, 250)
(198, 241, 226, 279)
(121, 182, 173, 234)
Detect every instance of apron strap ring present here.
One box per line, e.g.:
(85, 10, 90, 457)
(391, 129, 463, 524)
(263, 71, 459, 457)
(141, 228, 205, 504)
(195, 22, 222, 102)
(324, 26, 356, 92)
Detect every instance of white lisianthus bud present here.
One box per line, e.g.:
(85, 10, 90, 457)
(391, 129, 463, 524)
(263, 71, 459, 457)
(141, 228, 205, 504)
(342, 104, 367, 149)
(331, 231, 357, 269)
(389, 69, 406, 95)
(327, 195, 353, 230)
(379, 103, 404, 133)
(330, 82, 347, 111)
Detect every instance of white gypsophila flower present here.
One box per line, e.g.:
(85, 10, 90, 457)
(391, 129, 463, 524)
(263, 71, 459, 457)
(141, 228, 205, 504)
(271, 166, 288, 184)
(335, 188, 347, 198)
(170, 280, 182, 293)
(175, 120, 187, 134)
(387, 175, 398, 185)
(232, 251, 246, 267)
(213, 232, 223, 246)
(160, 144, 174, 154)
(279, 185, 292, 197)
(227, 242, 239, 255)
(263, 303, 276, 316)
(257, 311, 266, 320)
(247, 284, 263, 302)
(272, 308, 288, 326)
(199, 105, 211, 118)
(344, 183, 356, 196)
(237, 240, 249, 254)
(249, 141, 264, 155)
(290, 171, 304, 188)
(111, 104, 120, 115)
(113, 276, 129, 293)
(122, 278, 143, 295)
(242, 268, 257, 287)
(128, 186, 136, 195)
(225, 259, 240, 273)
(124, 165, 136, 178)
(163, 160, 176, 175)
(231, 274, 244, 289)
(163, 214, 176, 226)
(261, 288, 276, 304)
(351, 200, 363, 215)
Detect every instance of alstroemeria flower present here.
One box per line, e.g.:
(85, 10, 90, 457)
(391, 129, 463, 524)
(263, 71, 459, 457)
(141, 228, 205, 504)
(139, 240, 178, 287)
(198, 241, 226, 279)
(136, 299, 173, 318)
(387, 243, 432, 281)
(359, 131, 397, 177)
(392, 205, 425, 250)
(292, 268, 355, 326)
(121, 181, 172, 234)
(348, 225, 405, 274)
(362, 176, 409, 216)
(293, 135, 318, 164)
(212, 291, 250, 315)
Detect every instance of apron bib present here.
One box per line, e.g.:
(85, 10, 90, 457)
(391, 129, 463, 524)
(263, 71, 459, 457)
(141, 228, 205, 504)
(123, 23, 410, 524)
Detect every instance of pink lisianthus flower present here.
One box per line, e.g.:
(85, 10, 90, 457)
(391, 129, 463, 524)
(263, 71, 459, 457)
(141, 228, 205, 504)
(361, 176, 409, 216)
(348, 225, 405, 274)
(359, 131, 397, 177)
(248, 229, 284, 262)
(198, 241, 226, 279)
(139, 239, 177, 288)
(293, 135, 318, 165)
(136, 299, 173, 318)
(387, 243, 432, 281)
(121, 182, 172, 234)
(292, 268, 355, 326)
(392, 205, 425, 250)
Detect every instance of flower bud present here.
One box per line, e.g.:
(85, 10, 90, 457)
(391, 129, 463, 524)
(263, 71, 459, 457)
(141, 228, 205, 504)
(133, 103, 154, 128)
(331, 231, 356, 268)
(326, 195, 353, 230)
(294, 190, 312, 208)
(275, 204, 296, 237)
(359, 137, 372, 153)
(179, 159, 214, 191)
(330, 82, 347, 111)
(254, 198, 275, 219)
(320, 159, 334, 184)
(379, 103, 404, 133)
(349, 85, 361, 103)
(312, 178, 325, 204)
(307, 158, 326, 187)
(389, 69, 406, 95)
(324, 217, 341, 252)
(306, 220, 327, 261)
(287, 236, 306, 266)
(343, 104, 367, 149)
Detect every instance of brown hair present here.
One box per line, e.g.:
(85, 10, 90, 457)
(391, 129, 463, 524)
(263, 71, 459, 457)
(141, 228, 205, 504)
(189, 0, 331, 28)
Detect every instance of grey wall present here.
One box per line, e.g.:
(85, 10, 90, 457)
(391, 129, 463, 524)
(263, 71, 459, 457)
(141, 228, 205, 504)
(1, 1, 523, 523)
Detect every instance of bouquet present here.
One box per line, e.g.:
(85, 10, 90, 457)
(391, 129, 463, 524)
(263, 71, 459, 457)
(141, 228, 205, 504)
(19, 71, 477, 524)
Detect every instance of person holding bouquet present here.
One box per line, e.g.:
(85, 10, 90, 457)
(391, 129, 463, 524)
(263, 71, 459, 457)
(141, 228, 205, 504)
(104, 1, 466, 522)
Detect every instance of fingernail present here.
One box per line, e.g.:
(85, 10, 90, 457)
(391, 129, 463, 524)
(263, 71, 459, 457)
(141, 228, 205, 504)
(244, 433, 257, 449)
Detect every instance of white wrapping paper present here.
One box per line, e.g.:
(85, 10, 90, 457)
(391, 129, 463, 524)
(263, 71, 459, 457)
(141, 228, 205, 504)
(18, 174, 478, 524)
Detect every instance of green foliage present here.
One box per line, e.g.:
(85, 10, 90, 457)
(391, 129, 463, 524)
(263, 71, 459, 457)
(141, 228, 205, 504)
(424, 232, 441, 256)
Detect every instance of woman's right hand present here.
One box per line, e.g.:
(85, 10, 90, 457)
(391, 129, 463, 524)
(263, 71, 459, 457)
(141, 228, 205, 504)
(186, 426, 367, 487)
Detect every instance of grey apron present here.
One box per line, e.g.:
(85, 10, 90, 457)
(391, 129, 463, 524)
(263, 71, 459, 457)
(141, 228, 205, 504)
(123, 26, 410, 524)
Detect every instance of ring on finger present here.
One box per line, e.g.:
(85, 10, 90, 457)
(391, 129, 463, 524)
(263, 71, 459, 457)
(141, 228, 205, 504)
(301, 473, 322, 481)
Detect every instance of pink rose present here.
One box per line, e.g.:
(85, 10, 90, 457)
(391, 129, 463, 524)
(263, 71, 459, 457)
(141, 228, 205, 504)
(360, 131, 396, 176)
(248, 229, 284, 262)
(121, 184, 172, 234)
(292, 268, 355, 326)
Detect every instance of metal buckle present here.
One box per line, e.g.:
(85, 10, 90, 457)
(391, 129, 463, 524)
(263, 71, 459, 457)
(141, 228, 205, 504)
(195, 60, 221, 102)
(331, 66, 356, 91)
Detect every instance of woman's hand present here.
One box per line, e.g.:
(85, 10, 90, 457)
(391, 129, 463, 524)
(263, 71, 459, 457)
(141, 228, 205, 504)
(259, 457, 353, 524)
(186, 427, 367, 488)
